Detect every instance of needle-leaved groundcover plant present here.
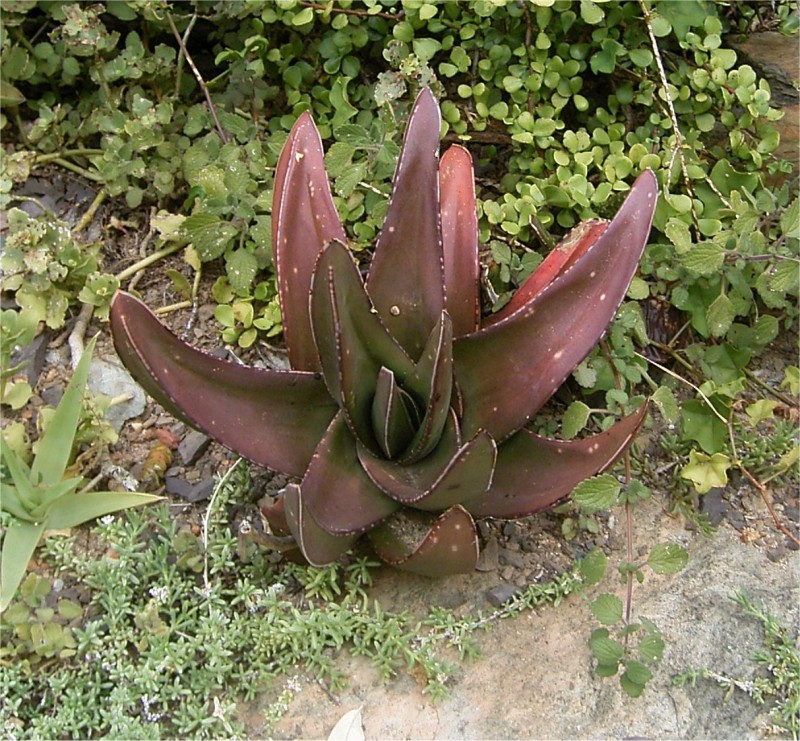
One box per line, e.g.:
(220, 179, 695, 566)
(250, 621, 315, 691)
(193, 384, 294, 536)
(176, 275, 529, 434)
(110, 89, 657, 577)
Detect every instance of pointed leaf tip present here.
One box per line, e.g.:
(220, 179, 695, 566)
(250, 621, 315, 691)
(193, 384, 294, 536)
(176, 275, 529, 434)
(110, 291, 337, 477)
(366, 86, 444, 358)
(273, 110, 347, 371)
(455, 170, 658, 441)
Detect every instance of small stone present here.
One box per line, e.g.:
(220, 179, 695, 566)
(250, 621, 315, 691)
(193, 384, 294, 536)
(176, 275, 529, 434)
(179, 429, 211, 465)
(88, 358, 146, 432)
(499, 548, 525, 569)
(165, 476, 214, 502)
(502, 522, 518, 538)
(476, 536, 499, 572)
(701, 488, 729, 527)
(486, 583, 521, 607)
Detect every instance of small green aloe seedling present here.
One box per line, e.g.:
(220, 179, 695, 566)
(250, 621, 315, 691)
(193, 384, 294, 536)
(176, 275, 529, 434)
(0, 336, 161, 611)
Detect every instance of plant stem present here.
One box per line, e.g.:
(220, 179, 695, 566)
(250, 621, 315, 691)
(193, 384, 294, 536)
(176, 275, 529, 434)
(115, 241, 187, 281)
(47, 158, 104, 183)
(73, 188, 108, 235)
(164, 6, 229, 144)
(34, 149, 104, 163)
(638, 0, 700, 231)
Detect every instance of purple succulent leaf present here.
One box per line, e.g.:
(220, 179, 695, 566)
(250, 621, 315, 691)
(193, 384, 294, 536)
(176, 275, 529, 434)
(465, 402, 648, 519)
(358, 410, 496, 511)
(454, 169, 658, 441)
(109, 291, 336, 477)
(366, 87, 445, 359)
(273, 112, 347, 372)
(310, 239, 414, 453)
(368, 505, 479, 577)
(371, 367, 419, 459)
(397, 311, 454, 464)
(301, 411, 400, 536)
(283, 483, 359, 567)
(484, 219, 609, 327)
(440, 145, 480, 336)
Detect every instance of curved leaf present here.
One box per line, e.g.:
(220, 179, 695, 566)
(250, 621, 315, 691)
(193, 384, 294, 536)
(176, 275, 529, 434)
(44, 491, 162, 530)
(0, 520, 45, 612)
(366, 87, 445, 359)
(454, 169, 658, 440)
(283, 483, 358, 567)
(398, 311, 454, 464)
(465, 403, 648, 518)
(358, 413, 496, 511)
(301, 412, 399, 536)
(484, 219, 609, 326)
(440, 145, 480, 336)
(368, 505, 479, 577)
(310, 240, 413, 452)
(32, 335, 97, 485)
(110, 291, 338, 477)
(371, 367, 419, 460)
(273, 112, 347, 371)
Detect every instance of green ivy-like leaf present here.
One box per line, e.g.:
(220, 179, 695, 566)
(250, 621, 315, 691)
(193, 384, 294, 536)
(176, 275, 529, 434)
(579, 548, 608, 586)
(591, 593, 623, 625)
(679, 450, 731, 493)
(562, 400, 591, 440)
(572, 474, 621, 512)
(647, 542, 689, 575)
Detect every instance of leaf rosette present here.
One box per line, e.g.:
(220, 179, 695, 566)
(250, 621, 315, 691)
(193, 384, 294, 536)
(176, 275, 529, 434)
(110, 89, 657, 576)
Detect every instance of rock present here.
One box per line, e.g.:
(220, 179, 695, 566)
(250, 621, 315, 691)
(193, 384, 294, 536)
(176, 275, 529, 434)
(700, 487, 729, 526)
(165, 476, 215, 503)
(475, 537, 499, 572)
(179, 429, 211, 465)
(485, 583, 521, 607)
(499, 548, 525, 569)
(87, 357, 146, 432)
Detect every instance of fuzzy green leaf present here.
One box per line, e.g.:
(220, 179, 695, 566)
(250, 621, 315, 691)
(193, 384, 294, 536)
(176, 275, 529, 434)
(679, 243, 725, 276)
(647, 542, 689, 575)
(589, 628, 623, 665)
(706, 294, 735, 337)
(579, 548, 608, 586)
(591, 593, 623, 625)
(562, 400, 591, 439)
(651, 386, 680, 424)
(572, 474, 620, 512)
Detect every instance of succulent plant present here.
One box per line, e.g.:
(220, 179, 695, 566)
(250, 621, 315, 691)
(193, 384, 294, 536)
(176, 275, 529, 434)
(110, 88, 657, 577)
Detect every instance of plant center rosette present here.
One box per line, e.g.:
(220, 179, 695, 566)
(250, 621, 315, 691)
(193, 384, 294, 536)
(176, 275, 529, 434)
(110, 88, 658, 577)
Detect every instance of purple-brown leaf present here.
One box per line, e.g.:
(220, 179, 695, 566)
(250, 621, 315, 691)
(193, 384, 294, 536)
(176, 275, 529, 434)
(283, 484, 359, 567)
(110, 291, 337, 477)
(273, 112, 347, 371)
(368, 505, 479, 577)
(300, 412, 399, 536)
(454, 169, 658, 441)
(440, 145, 480, 336)
(465, 403, 648, 518)
(366, 87, 444, 359)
